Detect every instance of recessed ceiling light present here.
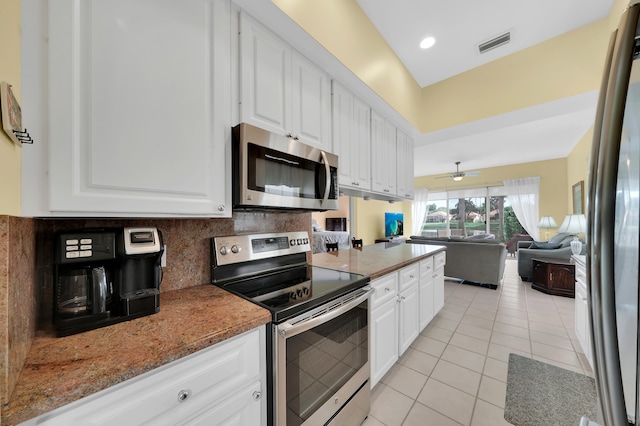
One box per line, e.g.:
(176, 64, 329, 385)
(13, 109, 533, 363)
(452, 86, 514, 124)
(420, 36, 436, 49)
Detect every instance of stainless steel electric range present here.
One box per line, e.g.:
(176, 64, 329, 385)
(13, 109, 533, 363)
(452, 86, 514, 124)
(211, 231, 372, 426)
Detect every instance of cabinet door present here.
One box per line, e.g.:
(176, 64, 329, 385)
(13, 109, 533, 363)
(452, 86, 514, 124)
(352, 97, 371, 190)
(370, 111, 396, 195)
(419, 257, 435, 330)
(180, 381, 263, 425)
(433, 267, 445, 314)
(370, 110, 387, 194)
(371, 297, 398, 387)
(332, 81, 355, 187)
(291, 52, 331, 150)
(396, 129, 414, 199)
(239, 12, 291, 135)
(398, 283, 419, 356)
(47, 0, 230, 216)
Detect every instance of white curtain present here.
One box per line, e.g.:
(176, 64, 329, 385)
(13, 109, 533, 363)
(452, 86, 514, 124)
(503, 177, 540, 240)
(412, 188, 429, 236)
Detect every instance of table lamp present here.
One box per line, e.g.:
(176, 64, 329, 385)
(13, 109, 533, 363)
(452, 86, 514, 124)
(557, 214, 587, 255)
(537, 216, 557, 240)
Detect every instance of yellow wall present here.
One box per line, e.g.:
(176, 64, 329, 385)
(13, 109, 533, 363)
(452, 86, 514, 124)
(271, 0, 423, 127)
(352, 199, 412, 245)
(421, 19, 610, 132)
(0, 0, 21, 216)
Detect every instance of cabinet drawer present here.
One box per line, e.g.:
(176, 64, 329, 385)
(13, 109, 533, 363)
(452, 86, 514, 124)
(27, 329, 262, 425)
(419, 257, 434, 279)
(370, 273, 398, 309)
(434, 252, 446, 270)
(398, 264, 419, 292)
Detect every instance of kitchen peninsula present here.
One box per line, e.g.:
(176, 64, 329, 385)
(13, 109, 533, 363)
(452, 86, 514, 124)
(314, 242, 447, 387)
(312, 240, 446, 280)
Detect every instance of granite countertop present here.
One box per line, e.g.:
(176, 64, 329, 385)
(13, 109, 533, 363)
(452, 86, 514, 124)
(2, 285, 271, 425)
(312, 242, 446, 280)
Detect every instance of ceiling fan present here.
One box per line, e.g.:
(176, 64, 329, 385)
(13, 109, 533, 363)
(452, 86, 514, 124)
(436, 162, 480, 181)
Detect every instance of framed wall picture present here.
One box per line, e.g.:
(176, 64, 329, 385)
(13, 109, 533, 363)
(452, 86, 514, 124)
(573, 181, 585, 214)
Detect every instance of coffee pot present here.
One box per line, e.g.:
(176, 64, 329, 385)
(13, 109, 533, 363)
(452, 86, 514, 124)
(53, 227, 163, 336)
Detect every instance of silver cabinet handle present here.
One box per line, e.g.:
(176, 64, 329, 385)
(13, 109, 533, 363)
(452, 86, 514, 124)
(177, 389, 191, 403)
(252, 391, 261, 401)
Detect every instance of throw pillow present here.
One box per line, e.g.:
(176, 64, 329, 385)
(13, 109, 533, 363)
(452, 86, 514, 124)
(529, 241, 563, 250)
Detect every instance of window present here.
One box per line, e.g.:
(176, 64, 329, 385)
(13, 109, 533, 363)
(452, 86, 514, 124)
(419, 187, 526, 243)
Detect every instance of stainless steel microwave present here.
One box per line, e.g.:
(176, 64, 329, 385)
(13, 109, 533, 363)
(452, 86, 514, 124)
(232, 123, 339, 211)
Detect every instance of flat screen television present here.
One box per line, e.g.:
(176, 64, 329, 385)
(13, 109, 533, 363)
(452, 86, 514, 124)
(384, 212, 404, 238)
(326, 217, 347, 232)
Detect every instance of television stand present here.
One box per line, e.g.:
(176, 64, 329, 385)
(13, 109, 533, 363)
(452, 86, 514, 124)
(375, 237, 406, 244)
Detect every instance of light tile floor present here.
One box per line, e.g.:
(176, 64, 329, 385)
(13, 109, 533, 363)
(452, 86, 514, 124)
(364, 257, 592, 426)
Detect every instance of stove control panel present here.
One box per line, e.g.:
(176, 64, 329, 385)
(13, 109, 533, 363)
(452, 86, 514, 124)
(213, 231, 310, 266)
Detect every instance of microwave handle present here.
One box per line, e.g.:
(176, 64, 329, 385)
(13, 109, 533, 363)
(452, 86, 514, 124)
(320, 150, 331, 205)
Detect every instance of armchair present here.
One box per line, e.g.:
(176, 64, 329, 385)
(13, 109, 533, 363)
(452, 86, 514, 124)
(517, 233, 584, 281)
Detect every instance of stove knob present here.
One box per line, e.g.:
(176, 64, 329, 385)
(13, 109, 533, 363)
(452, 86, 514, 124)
(219, 246, 230, 255)
(290, 292, 296, 300)
(231, 245, 241, 254)
(296, 289, 303, 297)
(290, 239, 296, 246)
(303, 287, 309, 295)
(297, 238, 302, 245)
(303, 238, 309, 244)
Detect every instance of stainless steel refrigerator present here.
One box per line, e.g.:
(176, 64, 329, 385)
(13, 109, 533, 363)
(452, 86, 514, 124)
(588, 1, 640, 425)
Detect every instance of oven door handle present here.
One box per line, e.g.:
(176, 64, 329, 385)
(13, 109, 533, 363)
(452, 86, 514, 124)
(277, 286, 373, 339)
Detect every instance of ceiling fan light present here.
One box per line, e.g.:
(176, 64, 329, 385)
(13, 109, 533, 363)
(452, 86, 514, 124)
(452, 176, 463, 181)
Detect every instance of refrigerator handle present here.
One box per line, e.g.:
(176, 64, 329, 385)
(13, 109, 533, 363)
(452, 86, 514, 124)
(588, 4, 640, 425)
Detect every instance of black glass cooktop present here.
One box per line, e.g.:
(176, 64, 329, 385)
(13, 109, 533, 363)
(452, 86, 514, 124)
(220, 265, 370, 323)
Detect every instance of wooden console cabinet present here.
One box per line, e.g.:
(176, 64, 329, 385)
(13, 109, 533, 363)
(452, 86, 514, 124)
(531, 257, 575, 298)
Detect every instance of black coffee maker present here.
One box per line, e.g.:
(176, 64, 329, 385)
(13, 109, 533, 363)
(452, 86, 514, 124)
(53, 227, 164, 336)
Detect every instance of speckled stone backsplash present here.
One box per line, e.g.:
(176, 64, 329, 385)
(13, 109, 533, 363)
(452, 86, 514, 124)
(0, 216, 37, 408)
(0, 211, 310, 410)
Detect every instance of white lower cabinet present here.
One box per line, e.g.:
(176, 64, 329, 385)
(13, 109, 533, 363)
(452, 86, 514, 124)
(419, 257, 435, 330)
(370, 253, 446, 388)
(21, 328, 265, 426)
(398, 264, 420, 355)
(370, 273, 399, 387)
(574, 256, 593, 369)
(433, 252, 446, 313)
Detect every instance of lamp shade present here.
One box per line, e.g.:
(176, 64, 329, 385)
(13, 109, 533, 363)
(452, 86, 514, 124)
(557, 214, 587, 235)
(537, 216, 557, 228)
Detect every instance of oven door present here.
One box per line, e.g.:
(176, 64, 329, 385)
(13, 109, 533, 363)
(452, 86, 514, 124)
(273, 287, 373, 426)
(233, 123, 339, 211)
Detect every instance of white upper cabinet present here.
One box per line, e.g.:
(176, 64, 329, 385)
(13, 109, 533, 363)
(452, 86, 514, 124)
(332, 81, 371, 190)
(370, 110, 397, 195)
(28, 0, 232, 217)
(396, 129, 415, 199)
(239, 12, 331, 150)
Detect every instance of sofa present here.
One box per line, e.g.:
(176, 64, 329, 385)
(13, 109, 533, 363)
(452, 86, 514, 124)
(407, 234, 507, 289)
(517, 232, 585, 281)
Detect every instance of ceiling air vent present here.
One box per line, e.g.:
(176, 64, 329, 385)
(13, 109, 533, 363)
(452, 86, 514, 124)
(478, 32, 511, 54)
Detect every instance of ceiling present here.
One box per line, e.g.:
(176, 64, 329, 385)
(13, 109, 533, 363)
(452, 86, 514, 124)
(356, 0, 614, 177)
